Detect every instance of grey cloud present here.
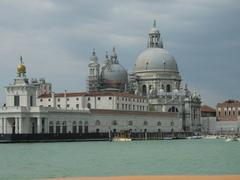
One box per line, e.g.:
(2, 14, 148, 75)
(0, 0, 239, 107)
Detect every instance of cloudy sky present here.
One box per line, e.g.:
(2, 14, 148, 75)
(0, 0, 239, 107)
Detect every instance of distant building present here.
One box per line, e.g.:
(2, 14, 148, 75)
(217, 100, 240, 121)
(200, 105, 217, 134)
(215, 100, 240, 134)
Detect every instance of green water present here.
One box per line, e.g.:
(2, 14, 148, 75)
(0, 139, 239, 180)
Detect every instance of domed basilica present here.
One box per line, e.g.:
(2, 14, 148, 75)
(87, 20, 201, 132)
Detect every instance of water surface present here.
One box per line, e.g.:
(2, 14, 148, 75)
(0, 139, 239, 180)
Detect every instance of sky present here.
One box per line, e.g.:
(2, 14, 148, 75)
(0, 0, 239, 107)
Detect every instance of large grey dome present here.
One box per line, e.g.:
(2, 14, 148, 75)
(134, 48, 178, 73)
(101, 63, 128, 89)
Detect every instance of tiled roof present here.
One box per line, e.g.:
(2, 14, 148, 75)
(38, 91, 146, 99)
(217, 99, 240, 107)
(90, 109, 178, 117)
(200, 105, 216, 113)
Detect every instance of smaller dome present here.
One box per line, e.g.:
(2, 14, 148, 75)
(101, 63, 128, 90)
(17, 64, 26, 74)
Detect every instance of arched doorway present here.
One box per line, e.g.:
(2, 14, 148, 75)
(12, 122, 15, 134)
(62, 121, 67, 133)
(78, 121, 83, 134)
(72, 121, 77, 133)
(56, 121, 61, 133)
(49, 121, 54, 133)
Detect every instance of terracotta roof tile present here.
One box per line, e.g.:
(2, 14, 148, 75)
(90, 109, 177, 117)
(38, 91, 146, 99)
(201, 105, 216, 113)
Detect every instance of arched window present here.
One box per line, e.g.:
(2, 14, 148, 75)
(143, 121, 148, 126)
(56, 121, 60, 133)
(128, 121, 133, 126)
(95, 120, 100, 126)
(157, 121, 161, 126)
(168, 106, 178, 113)
(62, 121, 67, 133)
(87, 103, 91, 109)
(142, 85, 147, 96)
(112, 120, 117, 126)
(166, 84, 171, 92)
(49, 121, 54, 133)
(72, 121, 77, 133)
(78, 121, 83, 134)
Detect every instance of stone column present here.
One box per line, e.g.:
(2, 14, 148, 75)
(15, 117, 19, 134)
(37, 117, 41, 134)
(3, 118, 7, 134)
(45, 118, 48, 133)
(19, 117, 22, 134)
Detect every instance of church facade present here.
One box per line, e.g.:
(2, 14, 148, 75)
(0, 21, 201, 140)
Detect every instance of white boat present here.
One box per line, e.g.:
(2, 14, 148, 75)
(112, 137, 132, 142)
(202, 135, 217, 139)
(188, 135, 202, 139)
(225, 137, 238, 142)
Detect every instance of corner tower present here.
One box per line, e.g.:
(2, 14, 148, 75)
(5, 57, 37, 107)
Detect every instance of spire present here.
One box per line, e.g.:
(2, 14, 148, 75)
(153, 19, 156, 28)
(20, 55, 23, 64)
(105, 51, 109, 59)
(148, 20, 162, 48)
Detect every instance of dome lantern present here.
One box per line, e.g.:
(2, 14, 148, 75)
(148, 20, 162, 48)
(89, 48, 98, 63)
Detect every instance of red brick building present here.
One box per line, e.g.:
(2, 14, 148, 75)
(216, 100, 240, 121)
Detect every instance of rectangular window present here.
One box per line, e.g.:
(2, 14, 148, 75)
(238, 110, 240, 116)
(14, 95, 20, 106)
(57, 105, 60, 108)
(117, 103, 119, 110)
(67, 104, 70, 108)
(76, 104, 79, 108)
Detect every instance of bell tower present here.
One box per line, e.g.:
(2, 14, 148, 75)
(87, 49, 100, 92)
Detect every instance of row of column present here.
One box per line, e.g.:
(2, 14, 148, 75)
(1, 117, 22, 134)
